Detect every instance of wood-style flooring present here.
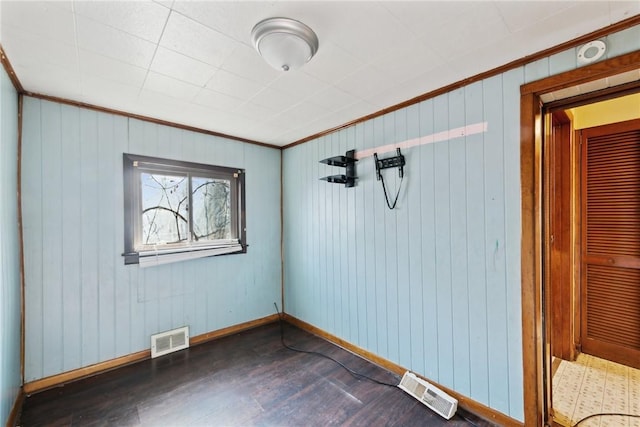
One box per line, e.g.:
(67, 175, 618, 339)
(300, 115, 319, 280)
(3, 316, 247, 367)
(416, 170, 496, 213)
(19, 322, 493, 426)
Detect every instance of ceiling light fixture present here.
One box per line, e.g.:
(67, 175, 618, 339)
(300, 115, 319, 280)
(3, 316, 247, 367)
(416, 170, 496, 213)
(251, 17, 319, 72)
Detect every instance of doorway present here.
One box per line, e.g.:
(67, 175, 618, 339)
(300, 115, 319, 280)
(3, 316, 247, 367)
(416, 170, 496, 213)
(546, 97, 640, 369)
(519, 49, 640, 427)
(544, 96, 640, 426)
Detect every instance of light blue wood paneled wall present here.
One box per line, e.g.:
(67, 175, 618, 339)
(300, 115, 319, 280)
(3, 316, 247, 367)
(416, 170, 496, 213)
(283, 77, 524, 419)
(283, 25, 640, 422)
(21, 98, 282, 382)
(0, 66, 20, 425)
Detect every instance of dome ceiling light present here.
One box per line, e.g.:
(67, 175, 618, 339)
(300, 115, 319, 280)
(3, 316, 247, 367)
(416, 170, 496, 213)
(251, 17, 319, 72)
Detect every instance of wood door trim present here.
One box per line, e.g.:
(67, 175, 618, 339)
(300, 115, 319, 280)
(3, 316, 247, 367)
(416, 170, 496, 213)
(579, 127, 589, 366)
(520, 49, 640, 427)
(521, 91, 543, 427)
(0, 43, 24, 92)
(572, 123, 582, 360)
(548, 110, 574, 360)
(522, 51, 640, 96)
(17, 94, 25, 385)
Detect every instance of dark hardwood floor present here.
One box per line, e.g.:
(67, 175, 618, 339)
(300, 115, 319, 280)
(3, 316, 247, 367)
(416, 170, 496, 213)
(19, 322, 494, 426)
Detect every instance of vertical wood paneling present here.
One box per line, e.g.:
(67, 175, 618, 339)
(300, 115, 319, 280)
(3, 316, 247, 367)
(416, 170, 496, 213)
(406, 103, 423, 373)
(502, 67, 525, 420)
(318, 136, 329, 329)
(345, 126, 358, 345)
(112, 117, 130, 357)
(418, 99, 438, 380)
(243, 142, 281, 319)
(311, 140, 321, 326)
(41, 102, 64, 376)
(97, 113, 117, 362)
(606, 25, 640, 57)
(395, 108, 411, 369)
(448, 88, 471, 396)
(23, 98, 43, 380)
(79, 109, 100, 368)
(332, 132, 343, 338)
(383, 112, 399, 363)
(433, 94, 454, 387)
(22, 100, 281, 382)
(296, 143, 306, 317)
(282, 146, 296, 311)
(363, 120, 377, 352)
(483, 74, 510, 414)
(524, 57, 549, 84)
(0, 65, 20, 427)
(60, 105, 82, 371)
(339, 131, 347, 336)
(283, 62, 534, 421)
(464, 82, 490, 404)
(548, 49, 577, 76)
(373, 116, 387, 357)
(354, 123, 367, 346)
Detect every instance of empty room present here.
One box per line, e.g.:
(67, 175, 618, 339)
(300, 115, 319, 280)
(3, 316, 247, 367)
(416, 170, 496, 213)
(1, 2, 640, 426)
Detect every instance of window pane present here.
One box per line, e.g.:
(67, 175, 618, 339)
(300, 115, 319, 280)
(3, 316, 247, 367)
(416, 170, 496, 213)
(141, 173, 188, 246)
(192, 176, 232, 241)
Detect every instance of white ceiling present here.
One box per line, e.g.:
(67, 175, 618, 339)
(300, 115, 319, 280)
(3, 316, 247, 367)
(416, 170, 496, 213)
(1, 1, 639, 147)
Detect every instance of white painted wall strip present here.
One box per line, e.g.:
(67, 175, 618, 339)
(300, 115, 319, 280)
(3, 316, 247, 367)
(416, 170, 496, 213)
(355, 121, 488, 160)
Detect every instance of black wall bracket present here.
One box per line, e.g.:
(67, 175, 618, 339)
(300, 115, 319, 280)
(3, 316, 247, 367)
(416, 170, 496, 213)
(374, 148, 405, 180)
(320, 149, 358, 188)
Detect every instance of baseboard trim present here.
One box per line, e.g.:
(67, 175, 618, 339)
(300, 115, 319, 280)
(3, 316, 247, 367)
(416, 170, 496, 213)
(23, 349, 151, 395)
(7, 387, 24, 427)
(284, 314, 523, 427)
(190, 314, 279, 346)
(23, 314, 279, 395)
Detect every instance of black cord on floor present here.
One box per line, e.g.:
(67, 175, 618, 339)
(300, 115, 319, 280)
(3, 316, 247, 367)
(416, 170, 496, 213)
(273, 304, 485, 427)
(573, 412, 640, 426)
(455, 411, 481, 427)
(273, 303, 397, 388)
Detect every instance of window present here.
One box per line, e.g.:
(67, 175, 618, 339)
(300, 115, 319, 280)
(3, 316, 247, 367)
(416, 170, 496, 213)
(123, 154, 246, 266)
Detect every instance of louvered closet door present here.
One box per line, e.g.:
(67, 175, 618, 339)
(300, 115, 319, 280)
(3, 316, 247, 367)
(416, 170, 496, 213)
(581, 118, 640, 369)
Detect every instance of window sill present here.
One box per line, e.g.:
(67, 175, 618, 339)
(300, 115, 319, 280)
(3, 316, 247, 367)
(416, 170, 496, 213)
(124, 241, 244, 267)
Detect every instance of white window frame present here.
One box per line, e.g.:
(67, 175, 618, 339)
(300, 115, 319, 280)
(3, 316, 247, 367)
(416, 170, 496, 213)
(123, 154, 246, 267)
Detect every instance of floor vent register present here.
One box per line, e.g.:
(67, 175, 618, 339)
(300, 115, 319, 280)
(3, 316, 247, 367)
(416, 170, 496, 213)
(398, 371, 458, 420)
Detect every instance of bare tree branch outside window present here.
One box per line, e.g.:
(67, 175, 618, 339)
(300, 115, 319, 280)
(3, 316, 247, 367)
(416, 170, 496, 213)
(122, 153, 245, 265)
(192, 177, 231, 241)
(141, 173, 231, 246)
(141, 173, 188, 245)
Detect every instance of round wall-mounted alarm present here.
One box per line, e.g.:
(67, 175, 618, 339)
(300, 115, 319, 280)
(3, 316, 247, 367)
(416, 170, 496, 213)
(577, 40, 606, 66)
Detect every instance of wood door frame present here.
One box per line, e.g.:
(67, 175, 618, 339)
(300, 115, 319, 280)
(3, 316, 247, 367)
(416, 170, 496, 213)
(520, 49, 640, 427)
(547, 110, 578, 362)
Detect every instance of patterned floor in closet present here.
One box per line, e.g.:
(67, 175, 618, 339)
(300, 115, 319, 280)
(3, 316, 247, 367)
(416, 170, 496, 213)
(552, 354, 640, 427)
